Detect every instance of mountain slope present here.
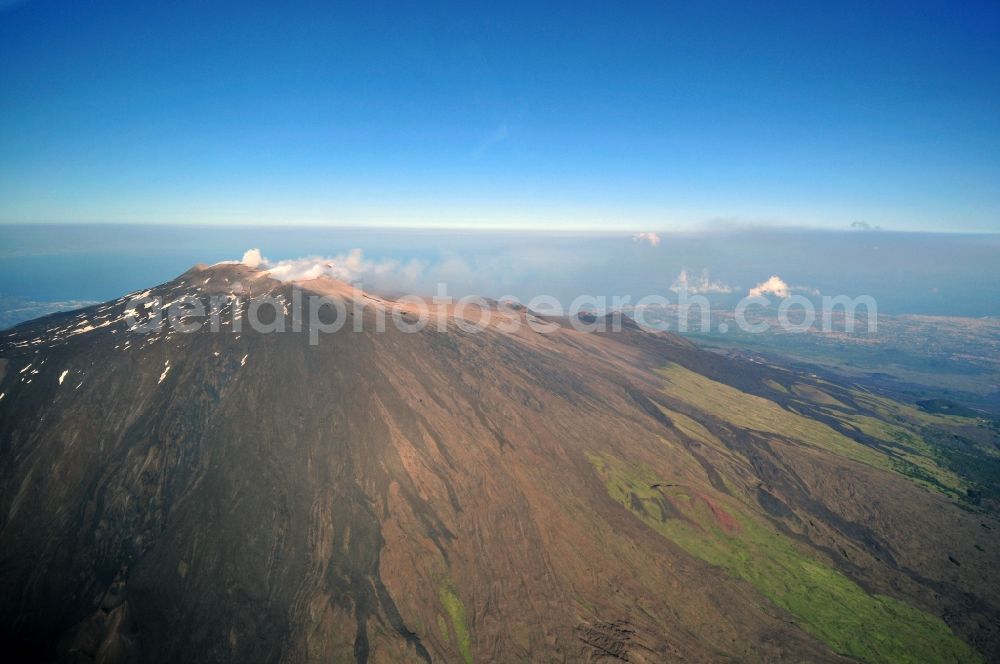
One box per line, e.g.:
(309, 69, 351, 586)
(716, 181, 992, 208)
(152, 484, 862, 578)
(0, 263, 997, 663)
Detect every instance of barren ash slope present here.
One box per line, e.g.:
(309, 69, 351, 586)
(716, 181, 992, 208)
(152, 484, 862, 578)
(0, 262, 998, 664)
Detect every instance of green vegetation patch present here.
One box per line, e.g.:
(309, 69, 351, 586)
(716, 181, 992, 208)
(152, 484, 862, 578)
(659, 365, 976, 501)
(831, 411, 968, 496)
(439, 582, 473, 664)
(588, 453, 982, 664)
(791, 382, 847, 408)
(436, 614, 450, 643)
(658, 405, 722, 449)
(920, 426, 1000, 507)
(762, 378, 789, 394)
(842, 392, 1000, 500)
(657, 364, 891, 471)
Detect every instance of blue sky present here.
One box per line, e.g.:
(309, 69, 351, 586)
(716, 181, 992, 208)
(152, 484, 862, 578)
(1, 0, 998, 231)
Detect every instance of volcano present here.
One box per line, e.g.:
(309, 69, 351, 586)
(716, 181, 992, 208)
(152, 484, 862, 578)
(0, 263, 997, 663)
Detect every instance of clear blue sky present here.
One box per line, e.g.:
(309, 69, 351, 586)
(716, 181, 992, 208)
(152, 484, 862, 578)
(1, 0, 998, 231)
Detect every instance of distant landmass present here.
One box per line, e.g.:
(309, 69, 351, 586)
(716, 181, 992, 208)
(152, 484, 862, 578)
(0, 295, 99, 331)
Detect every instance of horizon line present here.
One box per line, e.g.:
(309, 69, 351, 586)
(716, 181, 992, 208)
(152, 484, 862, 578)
(1, 220, 998, 236)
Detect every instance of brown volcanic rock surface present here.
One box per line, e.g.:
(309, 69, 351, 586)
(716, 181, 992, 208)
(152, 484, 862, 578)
(0, 264, 996, 663)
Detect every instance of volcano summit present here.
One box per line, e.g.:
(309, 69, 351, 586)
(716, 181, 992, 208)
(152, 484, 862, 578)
(0, 262, 997, 663)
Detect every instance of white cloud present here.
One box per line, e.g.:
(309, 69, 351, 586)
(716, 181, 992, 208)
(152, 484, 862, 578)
(745, 276, 820, 299)
(241, 248, 263, 268)
(632, 232, 661, 247)
(238, 248, 426, 292)
(748, 275, 791, 298)
(670, 269, 733, 294)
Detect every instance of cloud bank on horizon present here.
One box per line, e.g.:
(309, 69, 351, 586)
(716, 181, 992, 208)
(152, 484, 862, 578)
(237, 245, 826, 311)
(3, 224, 994, 317)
